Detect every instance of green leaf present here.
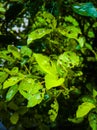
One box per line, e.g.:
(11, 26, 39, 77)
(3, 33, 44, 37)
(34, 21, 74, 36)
(27, 28, 52, 45)
(19, 78, 45, 108)
(48, 100, 59, 122)
(0, 3, 6, 13)
(64, 15, 79, 26)
(77, 37, 85, 48)
(6, 85, 18, 101)
(0, 51, 15, 62)
(11, 67, 19, 75)
(34, 53, 57, 75)
(10, 112, 19, 124)
(68, 117, 84, 124)
(20, 57, 29, 66)
(81, 96, 96, 104)
(66, 26, 81, 38)
(21, 46, 32, 57)
(57, 26, 81, 39)
(0, 71, 8, 84)
(85, 43, 93, 50)
(57, 51, 79, 69)
(88, 29, 95, 38)
(3, 75, 24, 89)
(45, 74, 64, 90)
(88, 113, 97, 130)
(93, 89, 97, 98)
(8, 45, 21, 59)
(72, 2, 97, 18)
(19, 78, 42, 96)
(76, 102, 96, 118)
(27, 92, 44, 108)
(32, 11, 57, 30)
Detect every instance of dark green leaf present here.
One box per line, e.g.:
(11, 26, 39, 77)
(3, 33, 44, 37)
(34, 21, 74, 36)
(88, 113, 97, 130)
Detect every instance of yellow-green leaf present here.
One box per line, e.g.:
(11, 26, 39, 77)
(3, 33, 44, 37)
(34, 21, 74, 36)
(27, 92, 44, 108)
(8, 45, 21, 59)
(32, 11, 57, 30)
(34, 53, 57, 75)
(68, 117, 84, 124)
(64, 15, 79, 26)
(0, 71, 8, 84)
(11, 67, 19, 75)
(3, 76, 24, 89)
(19, 78, 42, 96)
(21, 46, 32, 57)
(10, 112, 19, 124)
(45, 74, 64, 90)
(0, 3, 6, 13)
(76, 102, 96, 118)
(27, 28, 52, 45)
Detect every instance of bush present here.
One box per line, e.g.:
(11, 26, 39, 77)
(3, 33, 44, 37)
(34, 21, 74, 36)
(0, 1, 97, 130)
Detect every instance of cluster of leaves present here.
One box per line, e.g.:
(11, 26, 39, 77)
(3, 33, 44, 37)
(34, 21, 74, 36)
(0, 0, 97, 130)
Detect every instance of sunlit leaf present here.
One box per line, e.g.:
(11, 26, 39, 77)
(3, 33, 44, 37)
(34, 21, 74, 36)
(45, 74, 64, 90)
(76, 102, 96, 118)
(64, 15, 79, 26)
(19, 78, 42, 96)
(8, 45, 21, 59)
(34, 53, 57, 75)
(19, 88, 31, 99)
(6, 85, 18, 101)
(57, 26, 81, 40)
(66, 26, 81, 38)
(10, 112, 19, 124)
(32, 11, 57, 30)
(21, 46, 32, 57)
(57, 51, 79, 69)
(27, 28, 52, 45)
(3, 75, 24, 89)
(0, 51, 15, 62)
(27, 92, 44, 108)
(77, 37, 85, 48)
(0, 71, 8, 84)
(11, 67, 19, 75)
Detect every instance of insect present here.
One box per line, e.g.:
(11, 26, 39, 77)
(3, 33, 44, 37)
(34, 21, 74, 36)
(72, 2, 97, 18)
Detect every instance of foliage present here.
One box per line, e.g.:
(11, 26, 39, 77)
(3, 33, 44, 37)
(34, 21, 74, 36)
(0, 0, 97, 130)
(72, 2, 97, 18)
